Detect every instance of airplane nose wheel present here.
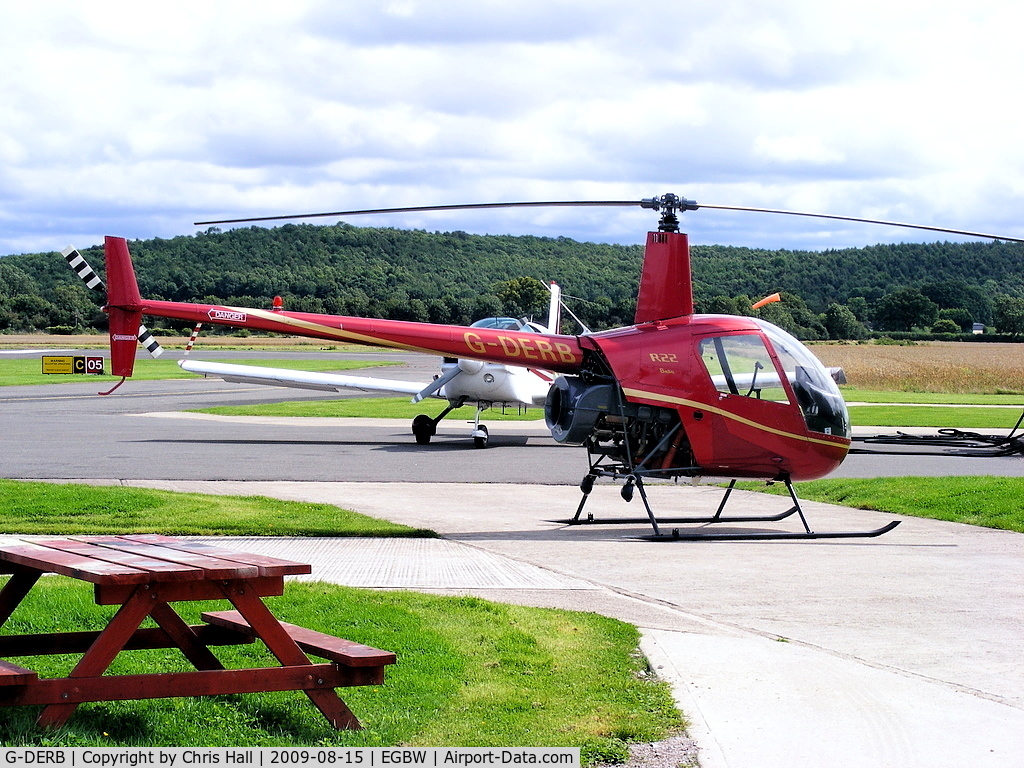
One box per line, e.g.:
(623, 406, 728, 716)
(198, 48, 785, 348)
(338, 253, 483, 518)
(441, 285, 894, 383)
(620, 478, 635, 502)
(473, 424, 489, 449)
(412, 414, 435, 445)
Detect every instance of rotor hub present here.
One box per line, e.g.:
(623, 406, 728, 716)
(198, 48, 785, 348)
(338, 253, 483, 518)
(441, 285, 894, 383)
(640, 194, 699, 232)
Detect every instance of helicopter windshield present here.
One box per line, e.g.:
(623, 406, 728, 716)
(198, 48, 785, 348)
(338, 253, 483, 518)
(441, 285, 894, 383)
(754, 320, 850, 438)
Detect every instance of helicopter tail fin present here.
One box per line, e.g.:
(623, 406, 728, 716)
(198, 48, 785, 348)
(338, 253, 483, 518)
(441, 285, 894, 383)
(103, 236, 144, 378)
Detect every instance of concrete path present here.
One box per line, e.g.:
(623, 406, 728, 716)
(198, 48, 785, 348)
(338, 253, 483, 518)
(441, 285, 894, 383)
(99, 478, 1024, 768)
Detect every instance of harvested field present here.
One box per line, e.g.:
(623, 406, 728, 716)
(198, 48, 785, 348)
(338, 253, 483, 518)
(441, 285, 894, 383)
(811, 341, 1024, 394)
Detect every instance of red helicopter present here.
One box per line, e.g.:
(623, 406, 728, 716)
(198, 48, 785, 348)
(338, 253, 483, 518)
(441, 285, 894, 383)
(64, 194, 1024, 539)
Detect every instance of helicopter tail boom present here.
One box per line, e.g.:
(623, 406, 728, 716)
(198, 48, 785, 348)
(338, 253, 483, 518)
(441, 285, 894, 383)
(97, 237, 588, 374)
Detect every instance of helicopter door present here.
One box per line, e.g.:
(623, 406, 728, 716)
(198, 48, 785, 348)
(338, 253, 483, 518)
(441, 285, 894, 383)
(695, 332, 807, 473)
(699, 334, 789, 403)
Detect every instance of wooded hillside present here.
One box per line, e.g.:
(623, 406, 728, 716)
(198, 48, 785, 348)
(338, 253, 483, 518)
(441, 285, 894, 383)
(2, 223, 1023, 339)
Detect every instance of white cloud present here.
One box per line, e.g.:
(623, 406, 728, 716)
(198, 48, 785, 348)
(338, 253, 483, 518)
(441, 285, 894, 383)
(1, 0, 1023, 256)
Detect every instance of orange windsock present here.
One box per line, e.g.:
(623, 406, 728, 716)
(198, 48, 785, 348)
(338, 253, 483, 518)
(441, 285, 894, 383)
(752, 292, 782, 310)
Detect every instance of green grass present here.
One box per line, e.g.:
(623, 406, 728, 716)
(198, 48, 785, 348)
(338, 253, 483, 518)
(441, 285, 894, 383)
(0, 358, 398, 387)
(838, 388, 1024, 428)
(0, 581, 682, 753)
(0, 480, 431, 537)
(848, 405, 1024, 429)
(194, 397, 542, 421)
(0, 480, 682, 754)
(741, 476, 1024, 533)
(841, 388, 1024, 405)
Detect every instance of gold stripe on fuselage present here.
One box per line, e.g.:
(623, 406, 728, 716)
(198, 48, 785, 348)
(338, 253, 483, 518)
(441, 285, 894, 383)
(241, 308, 449, 355)
(622, 387, 849, 449)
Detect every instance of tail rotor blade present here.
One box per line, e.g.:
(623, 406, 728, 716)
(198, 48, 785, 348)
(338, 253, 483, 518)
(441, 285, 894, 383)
(61, 245, 105, 291)
(137, 324, 164, 358)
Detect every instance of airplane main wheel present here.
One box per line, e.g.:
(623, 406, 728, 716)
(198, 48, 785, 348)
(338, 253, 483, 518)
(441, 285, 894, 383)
(412, 414, 435, 445)
(473, 424, 489, 449)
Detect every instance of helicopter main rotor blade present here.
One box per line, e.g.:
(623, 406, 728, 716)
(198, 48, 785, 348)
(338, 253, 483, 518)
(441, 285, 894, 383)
(695, 203, 1024, 244)
(195, 200, 637, 226)
(195, 196, 1024, 243)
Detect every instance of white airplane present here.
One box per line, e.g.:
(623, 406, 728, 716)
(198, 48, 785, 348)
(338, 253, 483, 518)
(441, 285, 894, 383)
(178, 282, 579, 448)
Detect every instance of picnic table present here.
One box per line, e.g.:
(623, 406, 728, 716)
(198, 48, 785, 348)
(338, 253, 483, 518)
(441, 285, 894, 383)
(0, 534, 395, 730)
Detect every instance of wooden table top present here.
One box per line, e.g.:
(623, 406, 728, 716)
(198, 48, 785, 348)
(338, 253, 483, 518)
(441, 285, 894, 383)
(0, 534, 311, 585)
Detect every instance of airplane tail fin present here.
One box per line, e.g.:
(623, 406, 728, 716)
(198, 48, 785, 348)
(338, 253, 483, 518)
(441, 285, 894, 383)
(103, 236, 144, 378)
(546, 281, 562, 335)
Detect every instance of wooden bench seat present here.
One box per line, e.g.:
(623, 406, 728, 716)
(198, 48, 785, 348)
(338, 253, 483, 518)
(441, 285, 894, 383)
(0, 659, 38, 686)
(201, 611, 396, 668)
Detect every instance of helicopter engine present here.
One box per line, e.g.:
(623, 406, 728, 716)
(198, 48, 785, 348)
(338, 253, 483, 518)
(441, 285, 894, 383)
(544, 375, 614, 444)
(545, 375, 690, 472)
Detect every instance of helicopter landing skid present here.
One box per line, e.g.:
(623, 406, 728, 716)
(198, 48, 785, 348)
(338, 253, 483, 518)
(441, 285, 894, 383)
(552, 479, 800, 526)
(638, 520, 902, 541)
(557, 475, 900, 541)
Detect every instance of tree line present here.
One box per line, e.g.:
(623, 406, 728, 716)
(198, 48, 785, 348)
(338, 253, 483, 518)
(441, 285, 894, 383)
(2, 223, 1023, 339)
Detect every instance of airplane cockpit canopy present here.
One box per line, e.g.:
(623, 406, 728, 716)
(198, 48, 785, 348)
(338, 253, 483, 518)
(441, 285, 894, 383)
(470, 317, 546, 333)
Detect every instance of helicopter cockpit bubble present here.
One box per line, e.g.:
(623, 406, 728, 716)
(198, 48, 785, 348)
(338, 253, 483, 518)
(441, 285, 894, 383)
(754, 319, 850, 438)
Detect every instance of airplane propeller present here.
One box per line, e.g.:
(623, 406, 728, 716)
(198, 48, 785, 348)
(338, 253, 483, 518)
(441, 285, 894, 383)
(196, 193, 1024, 243)
(411, 362, 464, 403)
(61, 245, 165, 359)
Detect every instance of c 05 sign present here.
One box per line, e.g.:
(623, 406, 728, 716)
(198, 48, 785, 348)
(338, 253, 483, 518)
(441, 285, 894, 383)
(41, 356, 105, 375)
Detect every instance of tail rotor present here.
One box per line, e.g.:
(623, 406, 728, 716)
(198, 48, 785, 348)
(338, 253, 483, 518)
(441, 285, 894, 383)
(61, 243, 164, 388)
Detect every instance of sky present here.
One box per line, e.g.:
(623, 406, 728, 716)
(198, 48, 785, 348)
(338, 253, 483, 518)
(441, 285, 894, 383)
(2, 0, 1023, 256)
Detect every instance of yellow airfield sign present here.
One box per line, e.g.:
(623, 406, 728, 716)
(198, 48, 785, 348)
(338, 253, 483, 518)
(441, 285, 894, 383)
(41, 355, 105, 375)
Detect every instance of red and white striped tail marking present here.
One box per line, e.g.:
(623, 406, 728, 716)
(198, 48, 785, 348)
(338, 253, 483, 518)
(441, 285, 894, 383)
(183, 323, 204, 356)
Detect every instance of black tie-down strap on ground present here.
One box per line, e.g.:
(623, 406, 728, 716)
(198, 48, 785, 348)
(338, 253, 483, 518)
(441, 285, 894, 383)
(851, 410, 1024, 457)
(851, 412, 1024, 458)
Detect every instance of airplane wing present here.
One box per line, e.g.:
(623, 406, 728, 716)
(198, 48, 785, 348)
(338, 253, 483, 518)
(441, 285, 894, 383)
(178, 359, 434, 396)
